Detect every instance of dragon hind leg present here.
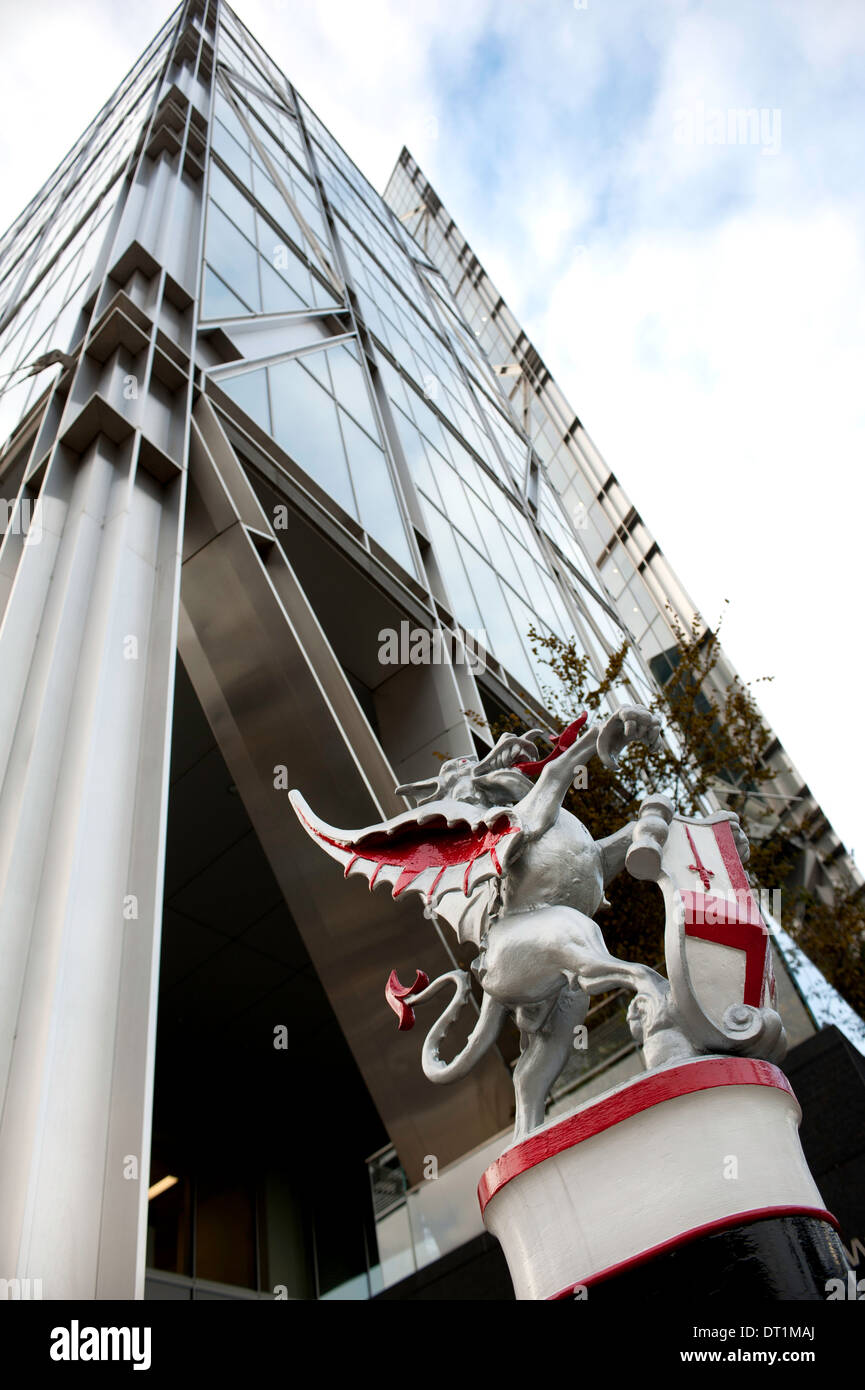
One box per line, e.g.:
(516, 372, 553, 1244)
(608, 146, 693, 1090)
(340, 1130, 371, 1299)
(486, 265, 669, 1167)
(511, 984, 589, 1143)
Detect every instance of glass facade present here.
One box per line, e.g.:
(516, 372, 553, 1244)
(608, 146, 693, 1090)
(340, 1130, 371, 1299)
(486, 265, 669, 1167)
(0, 18, 174, 449)
(384, 146, 862, 897)
(0, 0, 661, 717)
(190, 11, 657, 718)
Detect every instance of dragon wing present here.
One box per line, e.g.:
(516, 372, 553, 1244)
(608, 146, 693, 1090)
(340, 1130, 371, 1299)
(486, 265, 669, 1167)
(426, 876, 498, 950)
(289, 790, 523, 947)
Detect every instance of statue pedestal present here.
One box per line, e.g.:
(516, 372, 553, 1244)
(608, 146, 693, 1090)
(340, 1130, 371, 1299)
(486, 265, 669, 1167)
(479, 1056, 848, 1300)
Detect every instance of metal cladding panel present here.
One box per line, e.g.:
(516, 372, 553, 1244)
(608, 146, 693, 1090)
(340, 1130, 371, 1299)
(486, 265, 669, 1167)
(178, 426, 513, 1182)
(0, 436, 186, 1298)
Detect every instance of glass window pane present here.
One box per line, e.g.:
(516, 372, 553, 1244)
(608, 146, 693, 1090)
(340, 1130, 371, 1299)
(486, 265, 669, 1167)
(309, 268, 342, 311)
(277, 112, 308, 170)
(538, 566, 569, 635)
(219, 367, 270, 434)
(339, 411, 414, 576)
(259, 258, 306, 314)
(252, 164, 305, 249)
(259, 227, 313, 304)
(326, 344, 377, 438)
(508, 589, 556, 682)
(487, 517, 528, 600)
(294, 186, 329, 247)
(212, 122, 251, 183)
(269, 359, 355, 516)
(460, 545, 537, 693)
(522, 560, 561, 633)
(0, 375, 37, 451)
(50, 277, 88, 354)
(420, 500, 484, 635)
(432, 460, 487, 555)
(399, 417, 440, 505)
(214, 92, 251, 149)
(205, 205, 261, 311)
(249, 111, 292, 183)
(203, 265, 253, 319)
(209, 166, 256, 243)
(296, 346, 330, 392)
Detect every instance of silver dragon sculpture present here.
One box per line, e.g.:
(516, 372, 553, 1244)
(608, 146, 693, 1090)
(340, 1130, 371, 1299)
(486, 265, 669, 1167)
(290, 705, 732, 1143)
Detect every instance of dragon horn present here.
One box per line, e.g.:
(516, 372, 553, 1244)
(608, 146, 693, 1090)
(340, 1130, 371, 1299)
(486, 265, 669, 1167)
(394, 777, 440, 804)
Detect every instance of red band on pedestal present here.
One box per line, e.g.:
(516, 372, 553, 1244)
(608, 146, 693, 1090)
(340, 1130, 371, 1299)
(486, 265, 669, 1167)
(478, 1057, 794, 1214)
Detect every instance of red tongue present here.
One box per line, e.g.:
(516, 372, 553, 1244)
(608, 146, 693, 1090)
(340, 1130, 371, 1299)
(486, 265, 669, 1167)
(513, 712, 588, 778)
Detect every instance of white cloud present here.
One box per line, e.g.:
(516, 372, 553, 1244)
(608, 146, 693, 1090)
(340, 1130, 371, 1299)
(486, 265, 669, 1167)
(0, 0, 175, 235)
(535, 207, 865, 855)
(231, 0, 494, 191)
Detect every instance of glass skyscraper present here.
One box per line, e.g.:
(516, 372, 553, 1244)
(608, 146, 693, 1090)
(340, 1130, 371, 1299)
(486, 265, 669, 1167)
(0, 0, 860, 1301)
(385, 149, 862, 911)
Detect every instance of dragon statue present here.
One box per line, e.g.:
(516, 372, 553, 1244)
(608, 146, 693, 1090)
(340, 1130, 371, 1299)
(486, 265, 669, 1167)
(291, 704, 725, 1142)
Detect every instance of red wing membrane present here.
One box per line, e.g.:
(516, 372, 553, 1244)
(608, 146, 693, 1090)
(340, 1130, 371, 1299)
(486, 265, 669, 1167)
(346, 819, 518, 897)
(289, 793, 522, 908)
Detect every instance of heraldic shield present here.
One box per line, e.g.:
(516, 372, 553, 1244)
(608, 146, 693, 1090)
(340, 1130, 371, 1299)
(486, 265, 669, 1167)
(626, 797, 786, 1064)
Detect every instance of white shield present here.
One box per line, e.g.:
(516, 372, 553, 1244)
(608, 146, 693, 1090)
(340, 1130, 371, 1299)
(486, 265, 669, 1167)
(628, 801, 783, 1059)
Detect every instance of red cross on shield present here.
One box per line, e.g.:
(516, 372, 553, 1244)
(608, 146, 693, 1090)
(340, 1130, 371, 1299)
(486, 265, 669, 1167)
(636, 809, 778, 1051)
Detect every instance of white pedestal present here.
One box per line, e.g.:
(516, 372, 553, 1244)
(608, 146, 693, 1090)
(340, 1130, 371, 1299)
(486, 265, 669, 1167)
(479, 1056, 834, 1300)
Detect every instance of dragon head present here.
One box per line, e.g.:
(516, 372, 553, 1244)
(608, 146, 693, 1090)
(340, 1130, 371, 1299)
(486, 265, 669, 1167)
(394, 715, 588, 809)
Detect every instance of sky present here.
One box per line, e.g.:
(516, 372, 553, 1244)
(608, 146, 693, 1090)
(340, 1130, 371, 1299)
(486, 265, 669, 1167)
(0, 0, 862, 864)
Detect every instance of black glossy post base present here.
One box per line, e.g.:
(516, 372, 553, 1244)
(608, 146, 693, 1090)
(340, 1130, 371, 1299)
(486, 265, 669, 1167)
(575, 1216, 851, 1302)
